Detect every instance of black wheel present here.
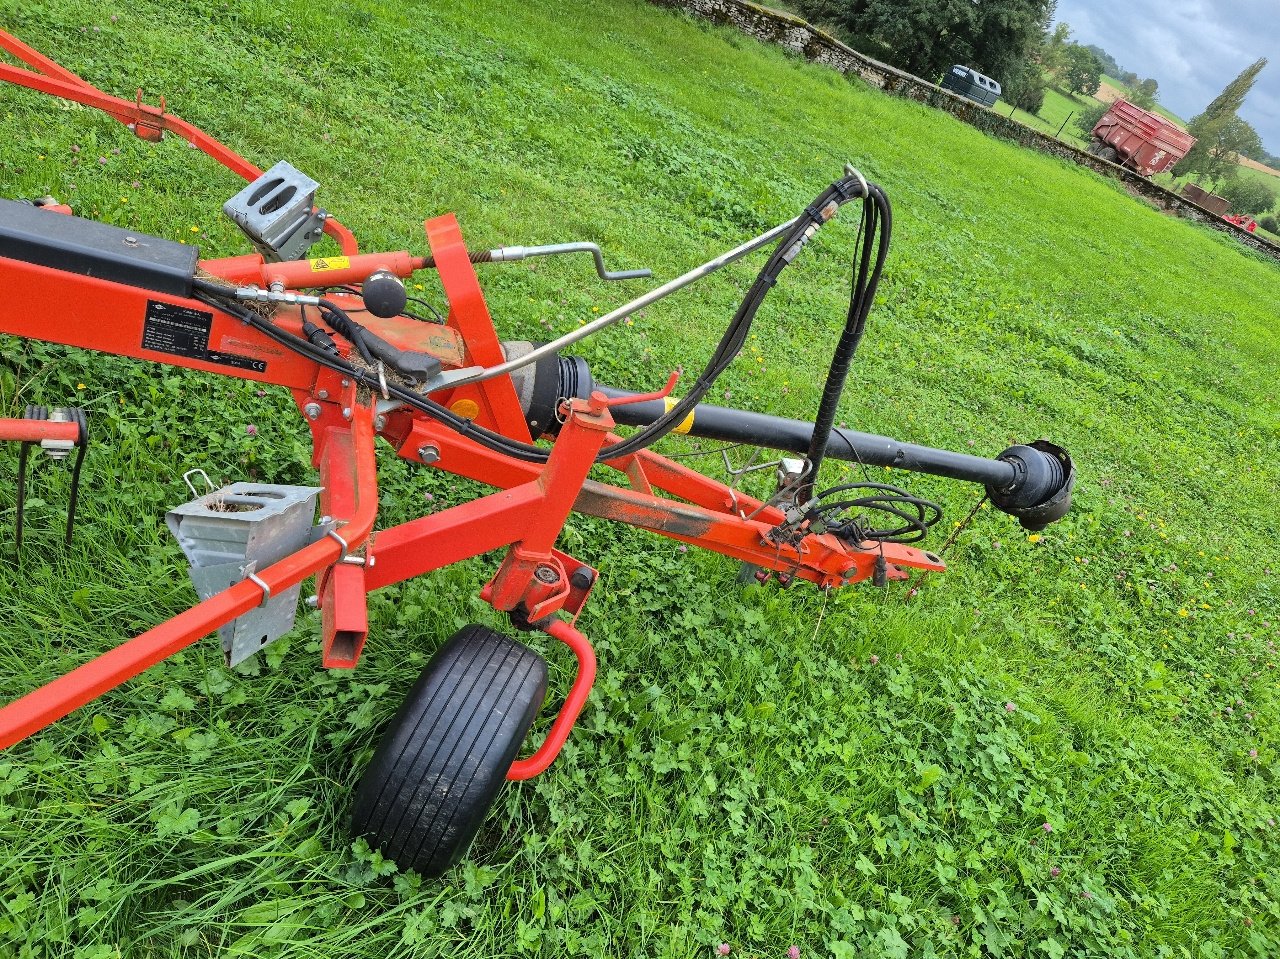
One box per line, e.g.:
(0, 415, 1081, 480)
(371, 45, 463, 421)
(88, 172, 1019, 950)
(1098, 146, 1118, 162)
(1085, 140, 1101, 155)
(351, 625, 548, 877)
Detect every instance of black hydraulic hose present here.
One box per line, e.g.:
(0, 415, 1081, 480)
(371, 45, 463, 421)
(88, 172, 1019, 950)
(596, 386, 1017, 489)
(801, 182, 892, 498)
(601, 173, 876, 461)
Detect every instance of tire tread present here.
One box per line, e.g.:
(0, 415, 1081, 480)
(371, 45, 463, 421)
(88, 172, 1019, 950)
(351, 625, 547, 876)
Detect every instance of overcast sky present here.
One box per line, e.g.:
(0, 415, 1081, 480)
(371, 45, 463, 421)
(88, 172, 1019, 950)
(1053, 0, 1278, 152)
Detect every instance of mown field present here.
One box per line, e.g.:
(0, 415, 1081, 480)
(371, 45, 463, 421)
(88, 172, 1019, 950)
(1, 0, 1279, 956)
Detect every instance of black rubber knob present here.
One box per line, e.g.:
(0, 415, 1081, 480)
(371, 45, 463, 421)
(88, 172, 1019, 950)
(362, 269, 408, 318)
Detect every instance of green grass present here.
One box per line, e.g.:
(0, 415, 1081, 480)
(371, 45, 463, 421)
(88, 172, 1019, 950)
(1, 0, 1279, 957)
(997, 86, 1093, 148)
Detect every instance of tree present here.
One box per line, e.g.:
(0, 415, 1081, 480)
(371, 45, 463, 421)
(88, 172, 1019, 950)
(1073, 99, 1110, 140)
(1004, 58, 1047, 114)
(1180, 115, 1264, 187)
(1196, 57, 1267, 125)
(1041, 22, 1073, 81)
(1218, 176, 1277, 217)
(1174, 57, 1268, 177)
(797, 0, 1056, 87)
(1083, 43, 1121, 78)
(1129, 77, 1159, 110)
(1062, 44, 1102, 96)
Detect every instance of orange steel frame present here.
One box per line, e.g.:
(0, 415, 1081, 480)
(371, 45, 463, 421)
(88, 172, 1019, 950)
(0, 31, 944, 777)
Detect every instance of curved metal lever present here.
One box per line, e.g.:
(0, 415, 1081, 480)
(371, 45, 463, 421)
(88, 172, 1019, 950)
(486, 241, 652, 280)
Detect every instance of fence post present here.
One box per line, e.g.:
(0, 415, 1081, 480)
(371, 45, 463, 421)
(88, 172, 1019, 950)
(1055, 111, 1074, 139)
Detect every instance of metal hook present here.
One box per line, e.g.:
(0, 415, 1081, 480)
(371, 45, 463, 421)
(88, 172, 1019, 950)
(376, 361, 390, 401)
(182, 468, 216, 499)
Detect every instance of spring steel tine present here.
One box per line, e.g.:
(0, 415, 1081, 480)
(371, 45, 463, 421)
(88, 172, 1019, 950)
(64, 409, 88, 545)
(15, 439, 29, 556)
(13, 405, 46, 557)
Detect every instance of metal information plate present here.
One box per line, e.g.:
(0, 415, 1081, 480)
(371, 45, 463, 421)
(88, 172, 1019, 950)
(142, 300, 266, 372)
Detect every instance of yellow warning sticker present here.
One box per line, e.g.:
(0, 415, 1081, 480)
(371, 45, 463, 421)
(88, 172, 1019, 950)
(663, 396, 695, 435)
(308, 255, 351, 272)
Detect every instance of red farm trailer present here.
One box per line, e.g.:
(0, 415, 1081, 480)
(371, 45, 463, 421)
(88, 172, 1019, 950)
(1086, 99, 1196, 177)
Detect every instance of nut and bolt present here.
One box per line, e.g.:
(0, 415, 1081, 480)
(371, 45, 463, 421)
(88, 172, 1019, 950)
(418, 445, 440, 464)
(303, 402, 322, 420)
(374, 414, 386, 431)
(341, 407, 352, 420)
(123, 236, 138, 247)
(317, 389, 329, 399)
(534, 565, 560, 585)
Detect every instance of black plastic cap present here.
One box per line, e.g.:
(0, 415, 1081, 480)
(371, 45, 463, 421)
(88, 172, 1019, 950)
(362, 269, 408, 318)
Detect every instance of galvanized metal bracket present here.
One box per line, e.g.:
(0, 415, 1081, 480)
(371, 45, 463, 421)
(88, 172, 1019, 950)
(166, 481, 322, 666)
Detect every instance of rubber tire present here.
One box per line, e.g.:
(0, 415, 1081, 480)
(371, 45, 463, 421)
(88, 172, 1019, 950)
(1098, 146, 1118, 162)
(351, 625, 548, 878)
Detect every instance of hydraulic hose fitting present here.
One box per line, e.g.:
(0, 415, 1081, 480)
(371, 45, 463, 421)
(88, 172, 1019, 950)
(986, 440, 1075, 531)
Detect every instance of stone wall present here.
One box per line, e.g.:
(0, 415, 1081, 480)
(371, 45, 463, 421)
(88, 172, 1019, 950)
(649, 0, 1280, 263)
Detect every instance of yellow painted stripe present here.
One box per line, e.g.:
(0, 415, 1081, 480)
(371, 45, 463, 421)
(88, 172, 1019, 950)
(663, 396, 695, 435)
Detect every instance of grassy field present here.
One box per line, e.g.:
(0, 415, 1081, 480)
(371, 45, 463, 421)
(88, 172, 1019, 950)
(997, 86, 1092, 148)
(2, 0, 1279, 956)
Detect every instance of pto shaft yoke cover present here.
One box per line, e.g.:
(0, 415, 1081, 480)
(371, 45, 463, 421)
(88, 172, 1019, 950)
(986, 440, 1075, 531)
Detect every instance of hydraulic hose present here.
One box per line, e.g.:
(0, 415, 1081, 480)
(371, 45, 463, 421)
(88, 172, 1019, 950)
(801, 181, 891, 498)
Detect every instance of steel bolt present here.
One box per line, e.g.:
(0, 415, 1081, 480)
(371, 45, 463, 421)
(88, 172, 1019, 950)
(317, 389, 329, 400)
(303, 402, 322, 420)
(123, 236, 138, 247)
(341, 407, 352, 420)
(374, 414, 386, 431)
(534, 565, 560, 585)
(341, 379, 351, 387)
(418, 445, 440, 464)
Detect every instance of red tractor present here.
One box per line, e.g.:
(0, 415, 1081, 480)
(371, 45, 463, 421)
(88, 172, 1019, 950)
(1223, 213, 1258, 233)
